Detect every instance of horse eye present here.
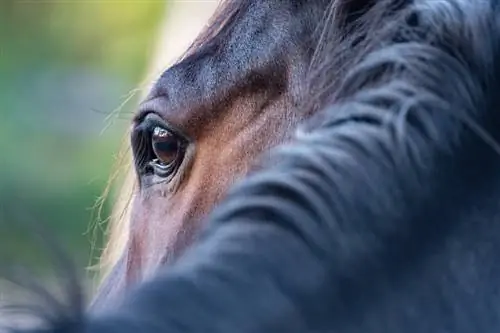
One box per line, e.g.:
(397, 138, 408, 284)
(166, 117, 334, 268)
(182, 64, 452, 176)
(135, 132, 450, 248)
(149, 126, 183, 177)
(152, 127, 179, 164)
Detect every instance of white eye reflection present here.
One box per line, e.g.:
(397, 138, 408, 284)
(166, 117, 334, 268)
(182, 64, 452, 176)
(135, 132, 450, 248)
(153, 126, 171, 138)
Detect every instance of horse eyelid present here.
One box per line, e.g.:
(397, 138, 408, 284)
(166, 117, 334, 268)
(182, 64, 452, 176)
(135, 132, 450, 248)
(137, 112, 191, 144)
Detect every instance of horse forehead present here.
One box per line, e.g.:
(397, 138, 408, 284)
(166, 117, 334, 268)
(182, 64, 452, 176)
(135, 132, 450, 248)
(140, 1, 328, 133)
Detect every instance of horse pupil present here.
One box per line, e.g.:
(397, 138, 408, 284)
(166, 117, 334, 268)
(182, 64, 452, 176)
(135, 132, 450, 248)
(152, 127, 179, 165)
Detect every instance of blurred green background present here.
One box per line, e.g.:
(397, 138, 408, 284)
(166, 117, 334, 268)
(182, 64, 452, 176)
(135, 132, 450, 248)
(0, 0, 166, 276)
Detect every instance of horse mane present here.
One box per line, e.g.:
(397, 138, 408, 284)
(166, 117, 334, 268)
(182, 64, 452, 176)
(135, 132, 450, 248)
(7, 0, 500, 331)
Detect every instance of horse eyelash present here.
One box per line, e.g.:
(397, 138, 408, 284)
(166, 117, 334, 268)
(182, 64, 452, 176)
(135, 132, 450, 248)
(134, 133, 152, 175)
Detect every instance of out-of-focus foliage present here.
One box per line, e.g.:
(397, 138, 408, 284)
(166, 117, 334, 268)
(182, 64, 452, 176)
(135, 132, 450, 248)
(0, 0, 165, 272)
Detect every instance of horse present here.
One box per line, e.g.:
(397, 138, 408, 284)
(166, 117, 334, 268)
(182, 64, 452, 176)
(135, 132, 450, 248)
(6, 0, 500, 332)
(92, 0, 337, 309)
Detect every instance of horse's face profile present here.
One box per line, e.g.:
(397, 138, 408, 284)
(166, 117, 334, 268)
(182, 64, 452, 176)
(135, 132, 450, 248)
(8, 0, 500, 332)
(92, 0, 393, 309)
(95, 0, 333, 302)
